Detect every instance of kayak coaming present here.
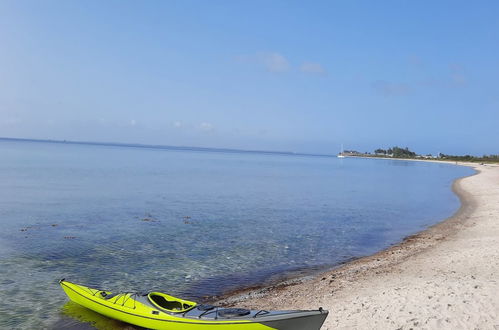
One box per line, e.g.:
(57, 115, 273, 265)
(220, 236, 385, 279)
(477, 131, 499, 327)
(148, 291, 197, 313)
(60, 280, 328, 330)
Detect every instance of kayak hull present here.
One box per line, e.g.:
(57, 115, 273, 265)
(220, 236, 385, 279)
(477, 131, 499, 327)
(60, 280, 328, 330)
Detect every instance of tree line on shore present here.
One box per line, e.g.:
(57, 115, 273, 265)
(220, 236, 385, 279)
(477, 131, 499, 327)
(438, 153, 499, 162)
(342, 146, 499, 163)
(374, 147, 416, 158)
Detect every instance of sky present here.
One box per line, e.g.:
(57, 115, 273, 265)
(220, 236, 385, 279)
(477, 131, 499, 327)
(0, 0, 498, 155)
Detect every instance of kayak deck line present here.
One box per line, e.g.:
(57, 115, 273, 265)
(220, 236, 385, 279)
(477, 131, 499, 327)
(59, 279, 328, 329)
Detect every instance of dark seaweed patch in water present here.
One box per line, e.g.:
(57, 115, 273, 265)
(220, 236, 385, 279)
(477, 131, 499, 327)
(355, 227, 389, 246)
(184, 263, 338, 300)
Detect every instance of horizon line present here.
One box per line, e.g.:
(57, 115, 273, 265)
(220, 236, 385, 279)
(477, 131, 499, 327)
(0, 136, 337, 158)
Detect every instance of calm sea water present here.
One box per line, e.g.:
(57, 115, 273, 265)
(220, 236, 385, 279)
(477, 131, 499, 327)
(0, 140, 474, 329)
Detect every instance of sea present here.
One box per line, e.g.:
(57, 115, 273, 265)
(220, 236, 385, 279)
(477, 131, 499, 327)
(0, 139, 474, 329)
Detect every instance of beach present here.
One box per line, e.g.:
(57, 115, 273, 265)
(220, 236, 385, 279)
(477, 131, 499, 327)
(220, 163, 499, 329)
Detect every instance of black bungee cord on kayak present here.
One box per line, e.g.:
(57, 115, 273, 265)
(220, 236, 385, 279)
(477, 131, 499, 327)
(121, 292, 139, 309)
(105, 292, 139, 309)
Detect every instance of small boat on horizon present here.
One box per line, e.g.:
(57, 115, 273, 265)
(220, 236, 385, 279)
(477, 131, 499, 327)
(337, 144, 345, 158)
(59, 279, 328, 330)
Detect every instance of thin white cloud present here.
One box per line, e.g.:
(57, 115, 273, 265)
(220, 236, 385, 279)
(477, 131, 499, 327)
(130, 119, 137, 126)
(237, 53, 327, 76)
(451, 73, 466, 85)
(0, 117, 22, 126)
(173, 121, 182, 128)
(371, 80, 411, 96)
(199, 122, 214, 131)
(300, 62, 327, 75)
(236, 52, 290, 73)
(259, 52, 290, 73)
(409, 55, 424, 67)
(450, 64, 467, 86)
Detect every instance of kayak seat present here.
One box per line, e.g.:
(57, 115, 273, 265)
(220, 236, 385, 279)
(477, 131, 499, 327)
(150, 295, 183, 310)
(147, 292, 196, 313)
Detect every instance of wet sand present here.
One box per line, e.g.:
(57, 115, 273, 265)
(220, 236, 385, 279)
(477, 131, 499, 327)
(219, 163, 499, 329)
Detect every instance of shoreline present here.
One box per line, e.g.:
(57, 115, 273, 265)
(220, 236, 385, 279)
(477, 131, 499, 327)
(340, 155, 498, 165)
(218, 162, 499, 329)
(217, 162, 477, 302)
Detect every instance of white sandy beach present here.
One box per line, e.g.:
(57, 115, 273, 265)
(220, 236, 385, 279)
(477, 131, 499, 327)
(221, 163, 499, 329)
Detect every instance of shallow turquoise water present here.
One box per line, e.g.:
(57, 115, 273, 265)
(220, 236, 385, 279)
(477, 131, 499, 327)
(0, 140, 474, 329)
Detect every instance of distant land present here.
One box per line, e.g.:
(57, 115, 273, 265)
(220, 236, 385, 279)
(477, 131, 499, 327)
(342, 146, 499, 163)
(0, 137, 334, 158)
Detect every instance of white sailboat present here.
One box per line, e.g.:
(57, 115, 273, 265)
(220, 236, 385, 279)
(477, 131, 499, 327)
(337, 144, 345, 158)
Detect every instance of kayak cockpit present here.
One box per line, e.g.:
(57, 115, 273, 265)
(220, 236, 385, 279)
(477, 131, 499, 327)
(147, 292, 196, 313)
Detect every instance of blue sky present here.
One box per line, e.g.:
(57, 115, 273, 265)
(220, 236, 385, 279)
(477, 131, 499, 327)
(0, 0, 498, 155)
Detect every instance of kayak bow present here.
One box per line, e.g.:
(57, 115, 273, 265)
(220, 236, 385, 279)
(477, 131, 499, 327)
(59, 279, 328, 330)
